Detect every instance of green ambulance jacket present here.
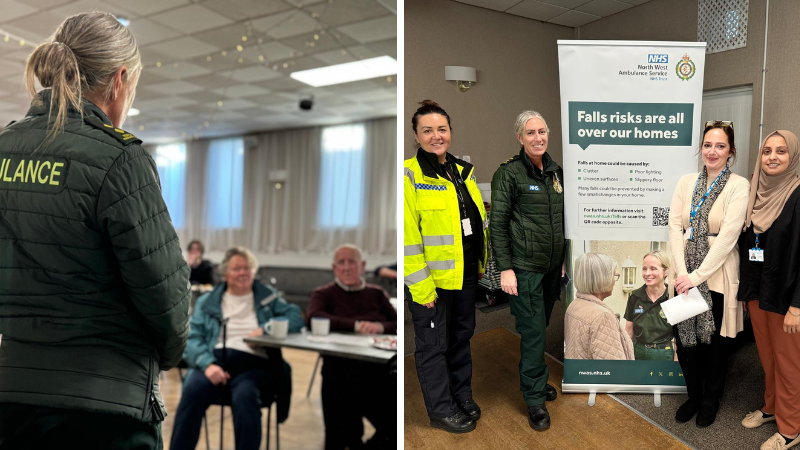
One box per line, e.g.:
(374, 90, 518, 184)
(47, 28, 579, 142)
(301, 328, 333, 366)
(0, 91, 190, 422)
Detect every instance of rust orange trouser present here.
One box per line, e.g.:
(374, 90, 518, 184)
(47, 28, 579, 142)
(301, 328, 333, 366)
(750, 301, 800, 435)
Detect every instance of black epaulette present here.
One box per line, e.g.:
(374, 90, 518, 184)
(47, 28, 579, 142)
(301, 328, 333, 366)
(85, 116, 142, 146)
(500, 154, 521, 166)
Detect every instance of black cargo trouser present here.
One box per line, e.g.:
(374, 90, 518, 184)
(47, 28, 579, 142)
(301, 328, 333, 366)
(410, 243, 478, 419)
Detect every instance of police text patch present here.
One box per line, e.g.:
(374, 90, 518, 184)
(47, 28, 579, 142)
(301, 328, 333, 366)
(0, 154, 69, 194)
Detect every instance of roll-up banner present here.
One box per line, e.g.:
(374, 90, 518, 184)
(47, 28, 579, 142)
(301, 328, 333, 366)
(557, 41, 706, 394)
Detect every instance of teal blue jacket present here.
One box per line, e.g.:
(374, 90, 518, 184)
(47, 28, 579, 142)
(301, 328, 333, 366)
(184, 280, 303, 371)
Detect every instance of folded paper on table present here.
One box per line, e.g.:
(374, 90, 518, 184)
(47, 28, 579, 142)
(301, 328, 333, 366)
(661, 287, 710, 325)
(306, 332, 397, 348)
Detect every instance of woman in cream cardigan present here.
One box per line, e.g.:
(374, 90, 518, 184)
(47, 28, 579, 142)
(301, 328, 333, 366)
(564, 253, 634, 361)
(668, 120, 749, 428)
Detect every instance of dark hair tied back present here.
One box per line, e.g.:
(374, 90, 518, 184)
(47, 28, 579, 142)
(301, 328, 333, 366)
(411, 99, 452, 133)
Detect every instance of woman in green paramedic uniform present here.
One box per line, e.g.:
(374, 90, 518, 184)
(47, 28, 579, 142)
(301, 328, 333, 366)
(624, 251, 678, 361)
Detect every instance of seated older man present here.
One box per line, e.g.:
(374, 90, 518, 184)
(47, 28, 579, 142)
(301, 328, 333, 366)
(306, 244, 397, 450)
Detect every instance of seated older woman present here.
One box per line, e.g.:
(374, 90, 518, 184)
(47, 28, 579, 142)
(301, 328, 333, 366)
(565, 253, 634, 360)
(170, 247, 304, 450)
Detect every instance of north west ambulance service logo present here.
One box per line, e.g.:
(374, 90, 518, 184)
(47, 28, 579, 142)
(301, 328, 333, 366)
(676, 54, 696, 81)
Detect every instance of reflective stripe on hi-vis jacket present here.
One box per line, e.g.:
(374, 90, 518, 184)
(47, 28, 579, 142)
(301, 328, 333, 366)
(403, 155, 488, 305)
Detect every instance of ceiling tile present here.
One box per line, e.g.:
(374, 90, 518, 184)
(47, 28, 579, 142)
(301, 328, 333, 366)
(280, 31, 356, 55)
(0, 0, 41, 22)
(618, 0, 652, 5)
(336, 15, 396, 44)
(146, 37, 222, 60)
(192, 23, 265, 50)
(251, 10, 319, 40)
(210, 84, 272, 98)
(343, 88, 395, 103)
(179, 91, 228, 104)
(210, 111, 247, 121)
(4, 11, 65, 40)
(506, 0, 570, 21)
(0, 61, 20, 78)
(104, 0, 189, 16)
(205, 98, 258, 110)
(20, 0, 73, 9)
(576, 0, 633, 16)
(246, 92, 298, 105)
(134, 97, 198, 110)
(49, 1, 139, 21)
(152, 61, 212, 80)
(307, 0, 391, 26)
(186, 52, 248, 72)
(240, 41, 298, 64)
(222, 65, 283, 82)
(313, 48, 357, 65)
(283, 56, 328, 72)
(256, 77, 308, 92)
(284, 0, 327, 6)
(325, 103, 373, 115)
(201, 0, 292, 21)
(449, 0, 523, 12)
(263, 101, 307, 114)
(136, 69, 169, 85)
(145, 80, 206, 95)
(321, 77, 387, 93)
(139, 47, 173, 67)
(128, 19, 182, 46)
(535, 0, 593, 8)
(548, 9, 601, 26)
(182, 73, 240, 89)
(150, 4, 233, 35)
(365, 38, 396, 58)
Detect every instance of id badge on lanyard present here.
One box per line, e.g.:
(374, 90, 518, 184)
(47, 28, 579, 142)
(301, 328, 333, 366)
(687, 168, 726, 241)
(749, 233, 764, 262)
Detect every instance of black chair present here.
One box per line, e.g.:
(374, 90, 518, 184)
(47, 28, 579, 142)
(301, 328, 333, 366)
(177, 348, 292, 450)
(208, 347, 291, 450)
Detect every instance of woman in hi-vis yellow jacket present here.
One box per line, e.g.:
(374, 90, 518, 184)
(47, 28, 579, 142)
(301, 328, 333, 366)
(404, 100, 487, 434)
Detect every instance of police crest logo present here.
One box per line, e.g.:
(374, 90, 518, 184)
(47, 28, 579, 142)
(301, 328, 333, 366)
(676, 54, 696, 81)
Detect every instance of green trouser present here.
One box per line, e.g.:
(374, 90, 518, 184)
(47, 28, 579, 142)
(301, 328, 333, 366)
(508, 268, 560, 406)
(633, 341, 674, 361)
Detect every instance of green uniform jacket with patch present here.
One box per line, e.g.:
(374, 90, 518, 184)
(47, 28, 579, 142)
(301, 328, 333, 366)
(0, 91, 190, 422)
(489, 149, 565, 273)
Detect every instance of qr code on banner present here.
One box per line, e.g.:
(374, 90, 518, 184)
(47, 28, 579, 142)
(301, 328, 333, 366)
(653, 207, 670, 226)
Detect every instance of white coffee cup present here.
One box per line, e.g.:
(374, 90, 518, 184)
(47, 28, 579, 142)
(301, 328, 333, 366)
(311, 317, 330, 336)
(265, 317, 289, 339)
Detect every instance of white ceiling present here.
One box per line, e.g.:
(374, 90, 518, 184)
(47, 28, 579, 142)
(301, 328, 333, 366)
(0, 0, 397, 143)
(450, 0, 652, 27)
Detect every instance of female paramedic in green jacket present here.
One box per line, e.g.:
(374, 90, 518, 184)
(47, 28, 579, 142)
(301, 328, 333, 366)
(489, 110, 564, 432)
(404, 100, 488, 434)
(624, 251, 678, 361)
(0, 12, 190, 449)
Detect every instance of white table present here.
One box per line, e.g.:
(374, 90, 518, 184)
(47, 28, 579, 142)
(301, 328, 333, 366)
(244, 332, 396, 364)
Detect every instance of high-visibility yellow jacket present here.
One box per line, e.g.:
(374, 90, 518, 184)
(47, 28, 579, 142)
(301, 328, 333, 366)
(404, 150, 488, 304)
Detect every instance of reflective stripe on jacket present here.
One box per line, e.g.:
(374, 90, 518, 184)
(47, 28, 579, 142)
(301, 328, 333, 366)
(404, 150, 487, 304)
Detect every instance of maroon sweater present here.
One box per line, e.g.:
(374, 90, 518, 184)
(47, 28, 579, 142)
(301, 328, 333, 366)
(305, 281, 397, 334)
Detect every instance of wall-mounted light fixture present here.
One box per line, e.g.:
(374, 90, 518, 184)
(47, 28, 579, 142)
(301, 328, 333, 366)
(445, 66, 477, 92)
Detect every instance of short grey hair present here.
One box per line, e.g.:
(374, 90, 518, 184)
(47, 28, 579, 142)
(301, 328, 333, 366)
(333, 244, 363, 263)
(219, 246, 259, 277)
(574, 253, 619, 295)
(514, 110, 550, 137)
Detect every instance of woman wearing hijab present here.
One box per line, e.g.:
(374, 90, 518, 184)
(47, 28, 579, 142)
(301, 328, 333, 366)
(667, 121, 749, 427)
(737, 131, 800, 450)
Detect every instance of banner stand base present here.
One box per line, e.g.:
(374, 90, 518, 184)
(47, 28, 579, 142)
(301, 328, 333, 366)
(588, 392, 596, 406)
(654, 392, 661, 407)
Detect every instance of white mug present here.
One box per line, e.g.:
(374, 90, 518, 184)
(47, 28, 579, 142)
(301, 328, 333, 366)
(265, 317, 289, 339)
(311, 317, 330, 336)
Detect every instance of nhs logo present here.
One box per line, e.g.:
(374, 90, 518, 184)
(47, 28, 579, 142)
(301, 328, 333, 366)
(647, 54, 668, 63)
(529, 185, 540, 191)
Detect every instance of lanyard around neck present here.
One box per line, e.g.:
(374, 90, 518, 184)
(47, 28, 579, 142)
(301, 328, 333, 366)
(689, 167, 727, 225)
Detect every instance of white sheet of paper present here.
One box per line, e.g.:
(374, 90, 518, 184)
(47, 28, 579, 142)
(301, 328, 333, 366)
(660, 287, 710, 325)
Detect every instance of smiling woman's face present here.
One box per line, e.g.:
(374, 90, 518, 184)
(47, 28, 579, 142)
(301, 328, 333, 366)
(517, 117, 548, 161)
(415, 114, 451, 161)
(761, 134, 790, 176)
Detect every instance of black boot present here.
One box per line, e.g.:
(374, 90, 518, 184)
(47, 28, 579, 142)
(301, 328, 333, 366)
(430, 411, 476, 434)
(527, 404, 550, 431)
(458, 397, 481, 421)
(545, 384, 558, 401)
(696, 400, 719, 428)
(675, 399, 701, 423)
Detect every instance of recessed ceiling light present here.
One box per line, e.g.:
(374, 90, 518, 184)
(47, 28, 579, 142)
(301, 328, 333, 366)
(290, 56, 397, 87)
(128, 107, 140, 116)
